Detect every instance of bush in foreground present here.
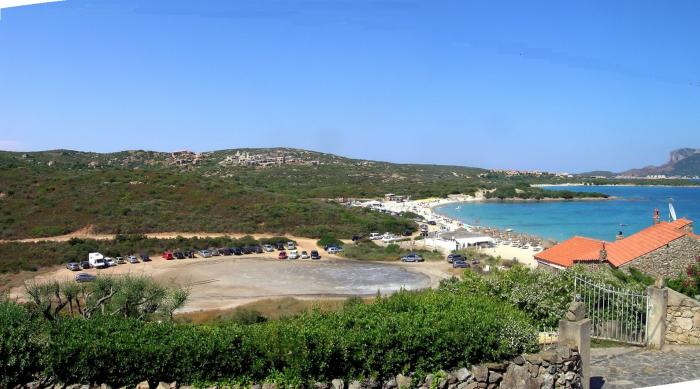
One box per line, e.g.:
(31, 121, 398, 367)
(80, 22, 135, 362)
(1, 288, 537, 387)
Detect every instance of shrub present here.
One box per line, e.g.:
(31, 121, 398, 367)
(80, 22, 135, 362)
(0, 299, 44, 388)
(3, 287, 538, 386)
(317, 233, 343, 248)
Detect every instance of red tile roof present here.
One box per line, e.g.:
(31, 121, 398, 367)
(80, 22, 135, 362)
(534, 236, 604, 267)
(535, 218, 694, 268)
(605, 218, 692, 267)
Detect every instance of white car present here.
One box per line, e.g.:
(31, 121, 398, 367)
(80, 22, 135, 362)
(300, 251, 310, 259)
(327, 247, 343, 254)
(104, 257, 117, 267)
(263, 244, 274, 252)
(288, 250, 299, 259)
(382, 235, 398, 243)
(369, 232, 381, 240)
(286, 241, 296, 250)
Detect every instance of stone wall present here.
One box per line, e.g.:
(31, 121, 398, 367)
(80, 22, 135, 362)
(665, 288, 700, 345)
(22, 346, 583, 389)
(619, 235, 700, 279)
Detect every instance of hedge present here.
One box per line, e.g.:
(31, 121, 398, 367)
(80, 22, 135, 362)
(1, 289, 538, 387)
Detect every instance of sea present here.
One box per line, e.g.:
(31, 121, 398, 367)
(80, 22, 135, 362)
(433, 185, 700, 242)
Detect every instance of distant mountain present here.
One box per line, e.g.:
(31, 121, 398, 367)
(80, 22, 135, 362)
(621, 148, 700, 177)
(577, 148, 700, 178)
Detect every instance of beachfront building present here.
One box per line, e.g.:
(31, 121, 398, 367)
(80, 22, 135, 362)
(436, 229, 495, 251)
(535, 218, 700, 278)
(384, 193, 410, 202)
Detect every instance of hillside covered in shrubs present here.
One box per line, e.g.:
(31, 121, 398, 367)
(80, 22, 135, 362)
(0, 148, 607, 240)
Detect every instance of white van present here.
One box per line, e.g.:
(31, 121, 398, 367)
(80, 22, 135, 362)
(88, 252, 107, 269)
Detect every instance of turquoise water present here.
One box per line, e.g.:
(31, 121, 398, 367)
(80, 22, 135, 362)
(433, 186, 700, 242)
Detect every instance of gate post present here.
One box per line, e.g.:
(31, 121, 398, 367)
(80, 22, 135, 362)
(559, 301, 591, 389)
(646, 278, 668, 349)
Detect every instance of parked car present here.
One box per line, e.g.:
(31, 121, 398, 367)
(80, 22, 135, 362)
(199, 249, 212, 258)
(140, 253, 151, 262)
(66, 262, 81, 271)
(252, 245, 263, 254)
(162, 251, 174, 260)
(174, 251, 185, 260)
(263, 244, 274, 252)
(310, 250, 321, 260)
(301, 251, 309, 259)
(185, 250, 195, 259)
(289, 250, 299, 259)
(286, 241, 296, 250)
(278, 251, 288, 260)
(242, 246, 254, 254)
(402, 229, 413, 236)
(452, 260, 469, 269)
(352, 234, 360, 242)
(80, 261, 91, 269)
(400, 253, 424, 262)
(105, 257, 117, 267)
(219, 247, 232, 256)
(427, 220, 437, 225)
(116, 256, 126, 265)
(446, 253, 464, 263)
(369, 232, 381, 240)
(128, 256, 139, 264)
(75, 273, 96, 283)
(231, 247, 243, 256)
(210, 248, 220, 256)
(327, 246, 343, 254)
(275, 242, 285, 251)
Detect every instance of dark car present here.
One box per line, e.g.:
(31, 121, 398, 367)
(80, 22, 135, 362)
(427, 220, 437, 226)
(278, 251, 288, 260)
(400, 253, 424, 262)
(402, 229, 413, 236)
(140, 253, 151, 262)
(452, 260, 469, 269)
(174, 251, 185, 259)
(242, 246, 254, 254)
(75, 273, 96, 283)
(310, 250, 321, 260)
(219, 247, 232, 256)
(352, 234, 361, 242)
(231, 247, 243, 256)
(275, 242, 285, 251)
(446, 253, 464, 263)
(80, 261, 91, 269)
(185, 250, 195, 259)
(66, 262, 81, 271)
(252, 245, 263, 254)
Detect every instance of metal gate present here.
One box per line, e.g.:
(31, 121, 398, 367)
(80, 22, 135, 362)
(574, 276, 649, 346)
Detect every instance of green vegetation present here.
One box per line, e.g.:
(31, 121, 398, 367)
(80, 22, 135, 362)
(666, 257, 700, 298)
(341, 241, 443, 261)
(483, 183, 609, 200)
(1, 281, 538, 387)
(316, 233, 343, 248)
(442, 264, 648, 327)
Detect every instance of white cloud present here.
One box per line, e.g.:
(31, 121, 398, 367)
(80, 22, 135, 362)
(0, 140, 22, 150)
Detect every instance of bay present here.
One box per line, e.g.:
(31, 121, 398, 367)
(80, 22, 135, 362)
(433, 186, 700, 242)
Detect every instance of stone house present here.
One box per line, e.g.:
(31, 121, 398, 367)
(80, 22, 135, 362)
(534, 218, 700, 278)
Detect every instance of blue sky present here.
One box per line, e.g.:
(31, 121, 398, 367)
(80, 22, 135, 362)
(1, 0, 699, 172)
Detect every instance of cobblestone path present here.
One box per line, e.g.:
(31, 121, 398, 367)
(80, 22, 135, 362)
(591, 346, 700, 388)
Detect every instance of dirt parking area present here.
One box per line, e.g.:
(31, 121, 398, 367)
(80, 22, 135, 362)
(9, 247, 454, 313)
